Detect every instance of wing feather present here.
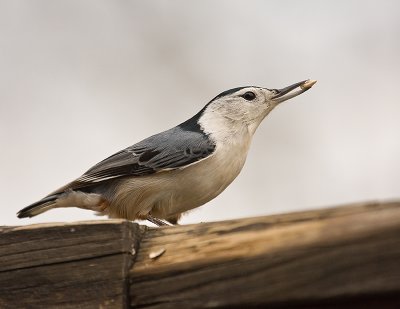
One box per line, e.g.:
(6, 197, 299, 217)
(51, 125, 215, 194)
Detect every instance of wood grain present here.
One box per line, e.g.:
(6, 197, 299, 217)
(2, 201, 400, 308)
(0, 220, 142, 308)
(129, 201, 400, 308)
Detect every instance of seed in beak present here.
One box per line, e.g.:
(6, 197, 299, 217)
(300, 79, 317, 90)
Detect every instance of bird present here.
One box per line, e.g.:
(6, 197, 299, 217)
(17, 79, 316, 226)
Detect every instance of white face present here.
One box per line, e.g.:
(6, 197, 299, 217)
(205, 87, 279, 133)
(200, 81, 312, 138)
(219, 87, 276, 120)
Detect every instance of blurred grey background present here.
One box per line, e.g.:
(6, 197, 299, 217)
(1, 0, 399, 226)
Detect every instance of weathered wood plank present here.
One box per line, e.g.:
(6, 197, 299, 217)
(2, 201, 400, 308)
(0, 220, 142, 308)
(129, 201, 400, 308)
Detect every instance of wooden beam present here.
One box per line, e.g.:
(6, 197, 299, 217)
(129, 201, 400, 308)
(0, 220, 142, 308)
(1, 201, 400, 308)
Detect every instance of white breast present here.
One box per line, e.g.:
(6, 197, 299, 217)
(155, 134, 252, 218)
(110, 126, 253, 220)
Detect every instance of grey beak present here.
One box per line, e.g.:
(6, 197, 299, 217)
(271, 80, 316, 104)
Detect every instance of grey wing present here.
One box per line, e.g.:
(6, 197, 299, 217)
(52, 126, 216, 193)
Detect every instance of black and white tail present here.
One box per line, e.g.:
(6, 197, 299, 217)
(17, 194, 61, 218)
(17, 190, 105, 218)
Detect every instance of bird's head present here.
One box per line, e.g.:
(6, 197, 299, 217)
(198, 80, 317, 137)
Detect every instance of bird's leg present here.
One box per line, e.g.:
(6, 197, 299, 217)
(147, 215, 173, 227)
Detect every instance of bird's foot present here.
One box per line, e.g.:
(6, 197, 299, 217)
(147, 215, 173, 227)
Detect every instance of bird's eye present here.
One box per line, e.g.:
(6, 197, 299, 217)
(242, 91, 256, 101)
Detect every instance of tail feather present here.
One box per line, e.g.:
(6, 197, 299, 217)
(17, 194, 60, 218)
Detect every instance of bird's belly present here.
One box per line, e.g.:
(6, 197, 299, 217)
(154, 141, 250, 218)
(110, 141, 250, 220)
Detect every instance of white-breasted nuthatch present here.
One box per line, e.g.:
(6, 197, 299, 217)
(17, 80, 316, 226)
